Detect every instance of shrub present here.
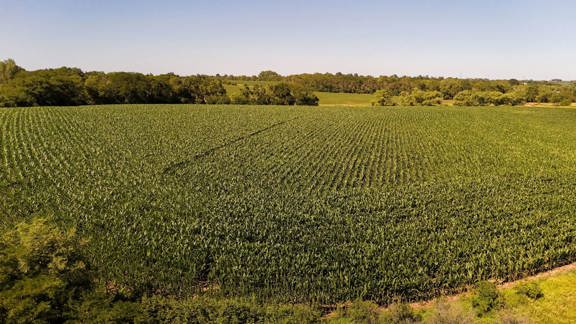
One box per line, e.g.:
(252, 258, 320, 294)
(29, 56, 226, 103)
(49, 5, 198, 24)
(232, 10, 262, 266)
(138, 295, 321, 323)
(454, 89, 527, 106)
(497, 92, 526, 106)
(499, 310, 530, 324)
(294, 90, 319, 106)
(344, 300, 380, 323)
(515, 282, 543, 300)
(205, 94, 231, 104)
(0, 217, 324, 323)
(0, 217, 89, 323)
(383, 301, 421, 323)
(471, 281, 504, 316)
(374, 89, 396, 106)
(559, 98, 573, 106)
(264, 303, 321, 323)
(270, 83, 297, 105)
(373, 89, 443, 107)
(424, 299, 473, 323)
(409, 90, 444, 106)
(67, 291, 144, 324)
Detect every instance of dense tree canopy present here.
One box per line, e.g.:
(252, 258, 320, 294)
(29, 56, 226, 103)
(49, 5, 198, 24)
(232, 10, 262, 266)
(257, 70, 283, 81)
(0, 68, 89, 107)
(0, 65, 232, 107)
(249, 71, 574, 106)
(231, 83, 318, 106)
(1, 60, 574, 107)
(0, 59, 23, 84)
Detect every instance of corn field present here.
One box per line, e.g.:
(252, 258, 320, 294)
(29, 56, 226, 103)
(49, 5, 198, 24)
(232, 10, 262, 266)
(1, 104, 576, 304)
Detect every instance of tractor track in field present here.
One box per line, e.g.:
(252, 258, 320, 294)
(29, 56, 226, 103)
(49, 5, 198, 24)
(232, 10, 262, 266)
(162, 116, 302, 176)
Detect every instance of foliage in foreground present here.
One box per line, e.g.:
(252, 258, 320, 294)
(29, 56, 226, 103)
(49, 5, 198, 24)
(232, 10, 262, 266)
(471, 281, 504, 316)
(382, 301, 422, 323)
(515, 282, 544, 300)
(0, 217, 572, 323)
(423, 299, 474, 324)
(0, 217, 89, 322)
(0, 217, 322, 323)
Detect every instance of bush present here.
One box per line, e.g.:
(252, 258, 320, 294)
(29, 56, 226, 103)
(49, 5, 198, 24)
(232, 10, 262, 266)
(270, 83, 297, 105)
(341, 300, 380, 323)
(268, 303, 322, 323)
(515, 282, 543, 300)
(205, 94, 231, 104)
(408, 90, 443, 106)
(559, 98, 573, 106)
(139, 295, 321, 323)
(67, 291, 144, 323)
(294, 90, 319, 106)
(374, 89, 443, 107)
(383, 301, 421, 323)
(499, 310, 530, 324)
(498, 92, 526, 106)
(373, 89, 396, 106)
(454, 89, 526, 107)
(424, 298, 473, 323)
(471, 281, 504, 316)
(0, 217, 90, 323)
(0, 218, 323, 322)
(0, 217, 324, 323)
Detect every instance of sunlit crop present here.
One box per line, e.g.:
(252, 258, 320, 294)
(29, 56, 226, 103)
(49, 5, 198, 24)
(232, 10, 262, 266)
(1, 104, 575, 304)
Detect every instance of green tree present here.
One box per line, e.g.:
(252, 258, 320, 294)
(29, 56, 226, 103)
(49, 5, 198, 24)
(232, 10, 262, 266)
(439, 78, 469, 99)
(0, 217, 90, 322)
(0, 68, 89, 107)
(258, 70, 283, 81)
(471, 281, 503, 316)
(0, 59, 24, 83)
(270, 83, 296, 105)
(373, 89, 396, 106)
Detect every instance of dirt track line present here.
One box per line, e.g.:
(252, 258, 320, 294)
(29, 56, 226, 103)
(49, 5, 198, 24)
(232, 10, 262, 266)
(162, 116, 302, 176)
(321, 261, 576, 318)
(409, 261, 576, 309)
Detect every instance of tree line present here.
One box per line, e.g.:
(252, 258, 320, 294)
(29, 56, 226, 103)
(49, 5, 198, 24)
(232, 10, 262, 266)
(2, 58, 574, 107)
(372, 80, 575, 107)
(231, 83, 319, 106)
(226, 71, 575, 107)
(279, 73, 574, 107)
(0, 59, 318, 107)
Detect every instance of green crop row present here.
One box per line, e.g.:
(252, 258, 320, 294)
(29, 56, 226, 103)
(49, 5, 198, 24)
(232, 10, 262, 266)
(1, 104, 575, 304)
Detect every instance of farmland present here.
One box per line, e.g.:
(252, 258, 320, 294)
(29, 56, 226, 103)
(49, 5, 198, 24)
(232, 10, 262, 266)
(224, 82, 377, 106)
(315, 92, 377, 106)
(1, 104, 576, 304)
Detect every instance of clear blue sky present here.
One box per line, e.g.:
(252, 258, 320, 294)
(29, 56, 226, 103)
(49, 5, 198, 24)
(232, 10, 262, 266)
(1, 0, 574, 80)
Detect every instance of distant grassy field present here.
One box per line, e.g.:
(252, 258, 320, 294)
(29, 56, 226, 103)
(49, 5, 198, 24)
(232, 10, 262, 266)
(1, 105, 576, 304)
(224, 83, 376, 105)
(223, 83, 242, 97)
(315, 91, 376, 106)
